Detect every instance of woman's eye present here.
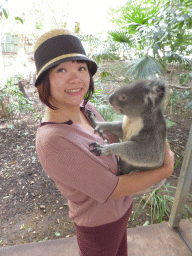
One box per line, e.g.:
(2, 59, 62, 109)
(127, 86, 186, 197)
(79, 66, 87, 71)
(57, 68, 66, 73)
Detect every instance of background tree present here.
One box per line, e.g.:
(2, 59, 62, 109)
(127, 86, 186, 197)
(108, 0, 192, 83)
(0, 0, 24, 85)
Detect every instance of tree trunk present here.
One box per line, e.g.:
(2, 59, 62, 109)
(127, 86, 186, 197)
(18, 80, 28, 98)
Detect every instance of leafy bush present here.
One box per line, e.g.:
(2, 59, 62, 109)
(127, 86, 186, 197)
(165, 89, 192, 117)
(130, 183, 192, 225)
(90, 89, 108, 107)
(109, 0, 160, 34)
(92, 50, 119, 64)
(108, 0, 192, 79)
(0, 75, 37, 123)
(124, 55, 164, 80)
(90, 89, 122, 121)
(179, 72, 192, 85)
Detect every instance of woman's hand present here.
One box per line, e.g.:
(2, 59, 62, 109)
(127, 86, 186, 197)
(162, 141, 175, 177)
(110, 141, 175, 199)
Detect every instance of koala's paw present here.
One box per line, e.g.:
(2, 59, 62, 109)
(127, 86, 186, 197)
(86, 110, 97, 124)
(89, 142, 107, 156)
(94, 125, 103, 137)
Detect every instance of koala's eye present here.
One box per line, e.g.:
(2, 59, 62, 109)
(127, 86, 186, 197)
(119, 94, 127, 101)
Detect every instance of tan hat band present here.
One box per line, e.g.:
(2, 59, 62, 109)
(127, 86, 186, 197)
(37, 53, 88, 77)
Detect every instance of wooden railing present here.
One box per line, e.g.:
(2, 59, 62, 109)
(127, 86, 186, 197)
(169, 123, 192, 227)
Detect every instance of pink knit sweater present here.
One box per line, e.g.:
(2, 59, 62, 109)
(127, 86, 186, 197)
(36, 101, 133, 227)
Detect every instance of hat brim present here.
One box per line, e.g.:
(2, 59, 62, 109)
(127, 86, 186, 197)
(35, 55, 97, 87)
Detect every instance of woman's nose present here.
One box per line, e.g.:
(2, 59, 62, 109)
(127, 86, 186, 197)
(68, 72, 80, 84)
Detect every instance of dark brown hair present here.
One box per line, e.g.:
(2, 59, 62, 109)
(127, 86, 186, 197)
(37, 61, 94, 110)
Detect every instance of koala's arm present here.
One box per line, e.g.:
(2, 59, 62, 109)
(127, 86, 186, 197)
(87, 110, 123, 138)
(90, 140, 165, 168)
(94, 121, 123, 139)
(109, 141, 174, 199)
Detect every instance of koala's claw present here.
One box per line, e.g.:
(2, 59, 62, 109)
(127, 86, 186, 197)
(89, 142, 102, 156)
(86, 110, 97, 126)
(89, 142, 98, 147)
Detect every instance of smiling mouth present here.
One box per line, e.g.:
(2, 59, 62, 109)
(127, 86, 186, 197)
(65, 88, 82, 93)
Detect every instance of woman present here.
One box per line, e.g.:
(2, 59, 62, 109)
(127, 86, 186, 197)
(34, 29, 174, 256)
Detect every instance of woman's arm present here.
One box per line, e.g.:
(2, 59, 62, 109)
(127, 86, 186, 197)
(110, 141, 174, 199)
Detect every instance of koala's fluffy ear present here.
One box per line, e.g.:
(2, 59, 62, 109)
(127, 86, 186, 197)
(144, 92, 156, 106)
(144, 80, 166, 108)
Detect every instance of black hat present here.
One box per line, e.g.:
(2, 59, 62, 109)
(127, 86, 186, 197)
(34, 29, 97, 87)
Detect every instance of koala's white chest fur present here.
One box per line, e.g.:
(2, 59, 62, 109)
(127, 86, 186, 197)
(122, 115, 144, 141)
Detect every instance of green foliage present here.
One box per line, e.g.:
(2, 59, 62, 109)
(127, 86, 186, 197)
(0, 76, 37, 124)
(108, 0, 192, 78)
(174, 156, 183, 170)
(166, 119, 176, 128)
(54, 232, 61, 237)
(0, 0, 8, 19)
(151, 1, 192, 57)
(97, 105, 115, 121)
(89, 89, 107, 106)
(108, 0, 161, 54)
(80, 34, 121, 64)
(130, 183, 192, 224)
(124, 55, 164, 79)
(2, 8, 8, 18)
(80, 34, 104, 52)
(100, 71, 111, 78)
(92, 50, 119, 64)
(15, 17, 24, 24)
(108, 31, 133, 45)
(97, 104, 123, 122)
(167, 89, 192, 117)
(109, 0, 160, 33)
(179, 72, 192, 85)
(0, 2, 23, 23)
(90, 89, 122, 121)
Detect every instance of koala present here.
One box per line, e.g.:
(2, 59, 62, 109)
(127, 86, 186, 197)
(89, 79, 167, 195)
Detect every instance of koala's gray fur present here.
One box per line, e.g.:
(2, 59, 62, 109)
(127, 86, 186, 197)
(89, 79, 167, 195)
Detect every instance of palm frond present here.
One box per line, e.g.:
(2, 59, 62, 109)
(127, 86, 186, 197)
(124, 55, 164, 79)
(108, 30, 133, 45)
(109, 1, 161, 33)
(79, 34, 103, 48)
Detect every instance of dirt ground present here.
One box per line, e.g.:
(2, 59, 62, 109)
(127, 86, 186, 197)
(0, 56, 192, 247)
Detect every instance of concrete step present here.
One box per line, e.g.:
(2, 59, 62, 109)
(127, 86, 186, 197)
(0, 218, 192, 256)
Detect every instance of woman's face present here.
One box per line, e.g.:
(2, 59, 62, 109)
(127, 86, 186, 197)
(49, 61, 90, 108)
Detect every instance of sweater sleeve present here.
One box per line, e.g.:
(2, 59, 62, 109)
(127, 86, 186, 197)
(36, 128, 119, 204)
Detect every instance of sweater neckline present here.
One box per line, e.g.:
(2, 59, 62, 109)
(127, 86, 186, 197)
(40, 103, 92, 127)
